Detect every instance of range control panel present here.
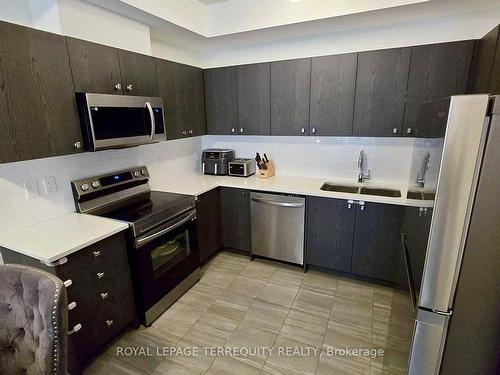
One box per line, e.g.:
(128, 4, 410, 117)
(71, 166, 149, 198)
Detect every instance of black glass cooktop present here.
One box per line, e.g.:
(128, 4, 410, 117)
(101, 191, 195, 236)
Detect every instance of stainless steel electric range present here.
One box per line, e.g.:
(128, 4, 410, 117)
(71, 166, 200, 326)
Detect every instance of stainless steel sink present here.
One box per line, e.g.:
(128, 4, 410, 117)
(360, 187, 402, 197)
(406, 190, 436, 200)
(320, 183, 360, 194)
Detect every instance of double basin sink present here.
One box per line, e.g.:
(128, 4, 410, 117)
(320, 182, 435, 200)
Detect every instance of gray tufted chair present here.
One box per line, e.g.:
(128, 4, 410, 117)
(0, 264, 68, 375)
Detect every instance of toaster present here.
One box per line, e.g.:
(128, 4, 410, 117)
(202, 149, 235, 175)
(228, 158, 256, 177)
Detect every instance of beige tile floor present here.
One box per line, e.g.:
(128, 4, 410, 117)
(84, 251, 414, 375)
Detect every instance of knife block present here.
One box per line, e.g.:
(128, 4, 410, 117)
(257, 160, 275, 179)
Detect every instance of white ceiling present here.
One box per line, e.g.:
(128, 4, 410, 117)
(89, 0, 430, 37)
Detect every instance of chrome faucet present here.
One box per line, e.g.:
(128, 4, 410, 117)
(416, 152, 430, 188)
(357, 150, 371, 183)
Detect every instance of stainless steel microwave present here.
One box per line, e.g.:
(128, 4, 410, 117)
(76, 93, 166, 151)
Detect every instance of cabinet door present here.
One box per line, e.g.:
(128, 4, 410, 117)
(157, 60, 205, 140)
(204, 67, 238, 135)
(0, 22, 82, 163)
(118, 49, 158, 96)
(197, 188, 223, 263)
(404, 41, 473, 137)
(351, 202, 405, 283)
(237, 63, 271, 135)
(306, 197, 355, 272)
(271, 58, 311, 136)
(220, 188, 252, 252)
(468, 25, 500, 95)
(66, 37, 123, 95)
(353, 48, 411, 137)
(310, 54, 357, 136)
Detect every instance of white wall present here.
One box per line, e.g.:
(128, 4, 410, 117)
(0, 137, 202, 233)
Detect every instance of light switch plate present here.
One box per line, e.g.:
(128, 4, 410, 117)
(24, 180, 39, 199)
(39, 176, 58, 195)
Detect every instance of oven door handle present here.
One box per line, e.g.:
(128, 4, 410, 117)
(135, 210, 196, 248)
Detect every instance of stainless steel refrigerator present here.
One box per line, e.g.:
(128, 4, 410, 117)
(405, 94, 500, 374)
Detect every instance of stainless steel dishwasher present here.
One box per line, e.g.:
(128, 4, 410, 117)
(250, 192, 305, 265)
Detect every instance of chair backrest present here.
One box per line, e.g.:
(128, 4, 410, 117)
(0, 264, 68, 375)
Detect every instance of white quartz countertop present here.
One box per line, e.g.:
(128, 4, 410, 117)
(0, 213, 129, 263)
(154, 174, 434, 208)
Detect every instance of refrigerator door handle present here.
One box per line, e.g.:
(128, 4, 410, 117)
(408, 309, 449, 375)
(401, 232, 417, 312)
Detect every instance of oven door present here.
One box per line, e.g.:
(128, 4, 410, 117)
(132, 208, 199, 322)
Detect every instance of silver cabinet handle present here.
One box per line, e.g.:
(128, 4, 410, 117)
(240, 128, 244, 133)
(68, 301, 76, 310)
(202, 162, 205, 174)
(93, 250, 101, 258)
(311, 127, 317, 134)
(74, 141, 81, 149)
(406, 127, 413, 135)
(101, 292, 109, 300)
(231, 128, 235, 133)
(214, 164, 218, 175)
(392, 127, 399, 134)
(68, 323, 82, 335)
(63, 279, 72, 288)
(188, 129, 194, 135)
(106, 319, 114, 327)
(251, 197, 304, 208)
(300, 128, 305, 134)
(114, 83, 122, 91)
(347, 199, 354, 209)
(97, 272, 105, 279)
(145, 101, 155, 140)
(126, 84, 133, 92)
(182, 130, 187, 136)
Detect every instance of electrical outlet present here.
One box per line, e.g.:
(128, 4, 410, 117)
(39, 176, 58, 195)
(24, 180, 39, 199)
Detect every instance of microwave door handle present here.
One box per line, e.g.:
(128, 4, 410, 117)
(145, 101, 155, 140)
(135, 211, 196, 248)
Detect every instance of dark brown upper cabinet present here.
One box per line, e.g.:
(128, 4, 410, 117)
(66, 37, 123, 95)
(118, 49, 158, 96)
(156, 59, 206, 140)
(237, 63, 271, 135)
(0, 21, 82, 163)
(404, 41, 473, 137)
(271, 58, 311, 136)
(309, 53, 357, 136)
(353, 47, 411, 137)
(468, 25, 500, 95)
(204, 67, 238, 135)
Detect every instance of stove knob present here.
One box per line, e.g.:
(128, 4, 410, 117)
(141, 169, 147, 176)
(80, 183, 90, 191)
(91, 180, 100, 189)
(133, 171, 141, 177)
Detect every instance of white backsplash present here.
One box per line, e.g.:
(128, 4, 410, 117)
(203, 135, 420, 184)
(0, 137, 203, 233)
(0, 135, 444, 233)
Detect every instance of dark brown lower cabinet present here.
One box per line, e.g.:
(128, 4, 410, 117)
(220, 187, 252, 253)
(351, 202, 405, 284)
(306, 197, 355, 272)
(197, 188, 223, 263)
(0, 232, 135, 373)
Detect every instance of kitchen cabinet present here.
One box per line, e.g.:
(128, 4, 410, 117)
(351, 201, 406, 283)
(402, 206, 433, 293)
(220, 187, 252, 252)
(306, 197, 355, 272)
(0, 232, 136, 373)
(0, 21, 83, 163)
(204, 67, 239, 135)
(157, 59, 206, 140)
(118, 49, 158, 96)
(353, 47, 411, 137)
(66, 37, 123, 95)
(309, 53, 357, 136)
(197, 188, 223, 263)
(271, 58, 311, 136)
(237, 63, 271, 135)
(468, 25, 500, 95)
(404, 41, 473, 137)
